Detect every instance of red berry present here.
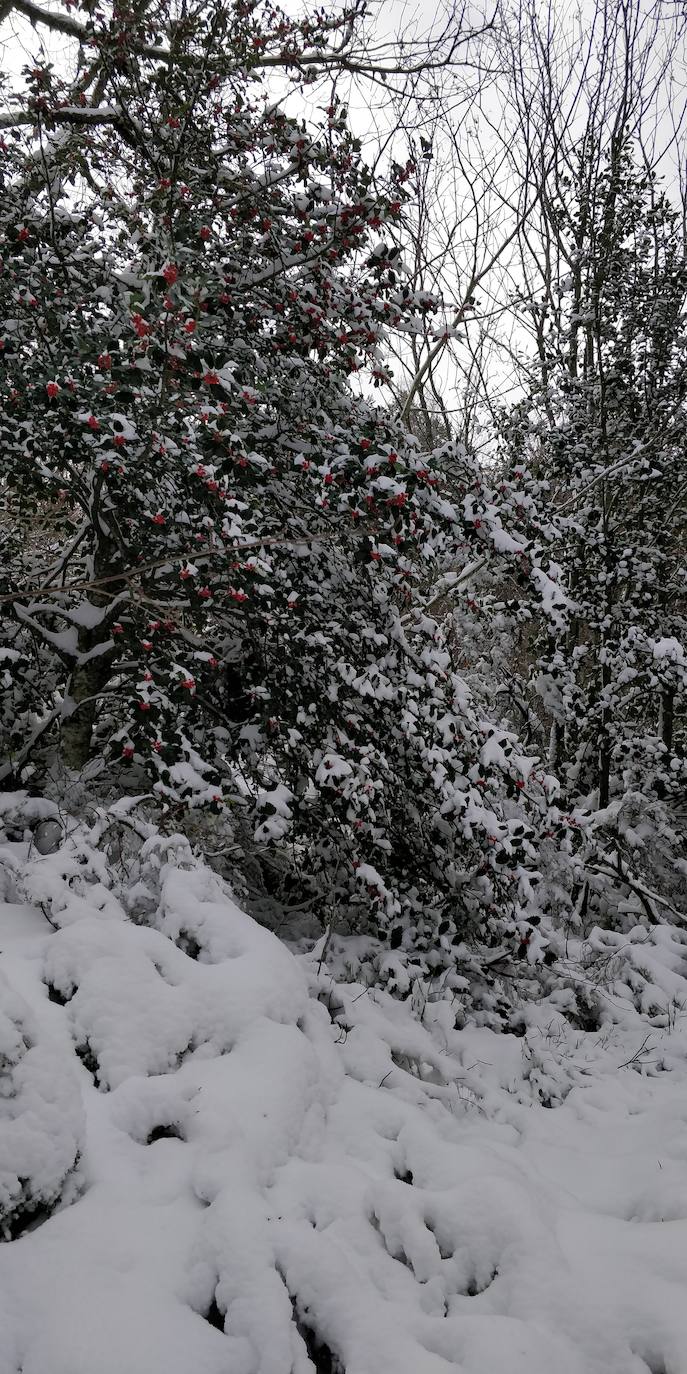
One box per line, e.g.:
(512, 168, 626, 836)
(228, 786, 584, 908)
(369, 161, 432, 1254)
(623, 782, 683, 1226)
(46, 381, 60, 399)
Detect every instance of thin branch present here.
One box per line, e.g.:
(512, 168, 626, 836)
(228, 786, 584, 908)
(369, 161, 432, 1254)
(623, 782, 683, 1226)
(4, 532, 330, 606)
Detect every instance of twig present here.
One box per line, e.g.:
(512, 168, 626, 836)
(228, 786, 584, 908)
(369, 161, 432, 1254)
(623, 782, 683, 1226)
(617, 1034, 654, 1069)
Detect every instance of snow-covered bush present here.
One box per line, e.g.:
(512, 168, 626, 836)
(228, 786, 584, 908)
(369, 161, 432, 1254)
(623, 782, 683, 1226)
(499, 143, 687, 924)
(0, 0, 571, 964)
(4, 798, 687, 1371)
(0, 968, 84, 1239)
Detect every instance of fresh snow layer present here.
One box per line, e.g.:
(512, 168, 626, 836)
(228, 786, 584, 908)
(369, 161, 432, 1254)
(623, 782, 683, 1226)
(1, 820, 687, 1374)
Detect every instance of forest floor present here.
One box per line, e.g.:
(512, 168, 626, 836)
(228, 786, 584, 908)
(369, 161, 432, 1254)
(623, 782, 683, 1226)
(1, 800, 687, 1374)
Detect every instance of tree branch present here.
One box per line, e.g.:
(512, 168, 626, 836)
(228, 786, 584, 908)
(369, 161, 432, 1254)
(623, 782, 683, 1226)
(3, 0, 172, 62)
(0, 103, 120, 129)
(4, 532, 330, 606)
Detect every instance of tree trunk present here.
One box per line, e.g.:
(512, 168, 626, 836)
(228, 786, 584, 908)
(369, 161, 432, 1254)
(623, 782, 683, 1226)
(549, 718, 565, 771)
(661, 687, 675, 753)
(58, 523, 123, 772)
(598, 660, 612, 810)
(60, 651, 115, 771)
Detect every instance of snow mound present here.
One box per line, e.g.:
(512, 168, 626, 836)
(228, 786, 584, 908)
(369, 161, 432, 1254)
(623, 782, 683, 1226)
(0, 964, 83, 1239)
(1, 803, 687, 1374)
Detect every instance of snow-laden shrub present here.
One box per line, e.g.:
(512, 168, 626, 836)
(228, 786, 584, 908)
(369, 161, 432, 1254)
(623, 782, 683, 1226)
(0, 0, 573, 969)
(0, 966, 83, 1239)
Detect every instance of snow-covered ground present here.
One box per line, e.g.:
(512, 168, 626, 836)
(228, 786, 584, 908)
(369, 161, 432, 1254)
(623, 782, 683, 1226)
(2, 802, 687, 1374)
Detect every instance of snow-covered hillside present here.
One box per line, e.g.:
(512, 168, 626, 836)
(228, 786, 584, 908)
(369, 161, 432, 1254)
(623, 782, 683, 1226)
(2, 799, 687, 1374)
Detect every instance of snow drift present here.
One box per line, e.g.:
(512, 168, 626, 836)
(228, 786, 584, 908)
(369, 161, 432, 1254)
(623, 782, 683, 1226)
(1, 799, 687, 1374)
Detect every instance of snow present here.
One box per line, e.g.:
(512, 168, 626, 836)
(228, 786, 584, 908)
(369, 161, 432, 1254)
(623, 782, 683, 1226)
(650, 637, 686, 667)
(3, 814, 687, 1372)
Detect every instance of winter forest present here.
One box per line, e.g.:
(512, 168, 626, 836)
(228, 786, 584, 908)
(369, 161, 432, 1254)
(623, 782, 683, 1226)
(0, 0, 686, 1368)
